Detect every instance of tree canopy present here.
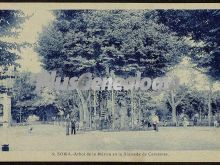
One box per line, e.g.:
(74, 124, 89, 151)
(157, 10, 220, 80)
(36, 10, 190, 78)
(0, 10, 26, 72)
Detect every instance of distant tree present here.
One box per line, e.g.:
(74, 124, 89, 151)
(177, 90, 206, 121)
(54, 90, 80, 119)
(211, 91, 220, 116)
(0, 10, 26, 72)
(11, 72, 37, 122)
(11, 72, 59, 122)
(157, 10, 220, 80)
(166, 85, 190, 125)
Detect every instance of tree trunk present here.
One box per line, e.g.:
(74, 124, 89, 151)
(171, 105, 177, 125)
(120, 106, 126, 130)
(93, 90, 96, 116)
(171, 90, 177, 126)
(77, 90, 89, 129)
(208, 86, 212, 126)
(138, 96, 141, 127)
(88, 90, 92, 129)
(19, 107, 22, 123)
(111, 89, 115, 130)
(199, 106, 202, 126)
(131, 89, 134, 129)
(111, 71, 115, 130)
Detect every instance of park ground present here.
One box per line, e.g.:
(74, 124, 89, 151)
(0, 125, 220, 151)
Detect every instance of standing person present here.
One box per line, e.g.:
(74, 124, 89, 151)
(183, 116, 189, 127)
(75, 120, 79, 131)
(214, 115, 219, 127)
(151, 113, 159, 131)
(193, 116, 198, 126)
(66, 114, 70, 136)
(71, 118, 76, 135)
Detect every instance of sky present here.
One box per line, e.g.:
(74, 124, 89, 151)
(3, 9, 55, 73)
(17, 10, 55, 73)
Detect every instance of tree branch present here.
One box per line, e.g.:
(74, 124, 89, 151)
(175, 92, 188, 107)
(167, 95, 172, 106)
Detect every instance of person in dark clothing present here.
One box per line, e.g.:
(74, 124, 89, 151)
(193, 117, 198, 126)
(66, 115, 71, 136)
(71, 119, 76, 135)
(151, 113, 159, 131)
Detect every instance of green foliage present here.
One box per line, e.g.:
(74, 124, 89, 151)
(211, 91, 220, 115)
(12, 72, 36, 102)
(11, 72, 37, 122)
(0, 10, 27, 72)
(177, 90, 207, 119)
(36, 10, 190, 78)
(54, 90, 80, 117)
(0, 10, 26, 37)
(157, 10, 220, 79)
(34, 10, 219, 127)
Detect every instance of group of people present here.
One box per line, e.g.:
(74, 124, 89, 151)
(64, 112, 160, 134)
(66, 115, 77, 136)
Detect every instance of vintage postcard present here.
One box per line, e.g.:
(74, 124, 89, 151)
(0, 3, 220, 162)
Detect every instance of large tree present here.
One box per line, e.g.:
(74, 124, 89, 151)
(157, 10, 220, 125)
(36, 10, 191, 128)
(11, 72, 37, 122)
(157, 10, 220, 79)
(0, 10, 27, 95)
(37, 10, 189, 77)
(0, 10, 26, 72)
